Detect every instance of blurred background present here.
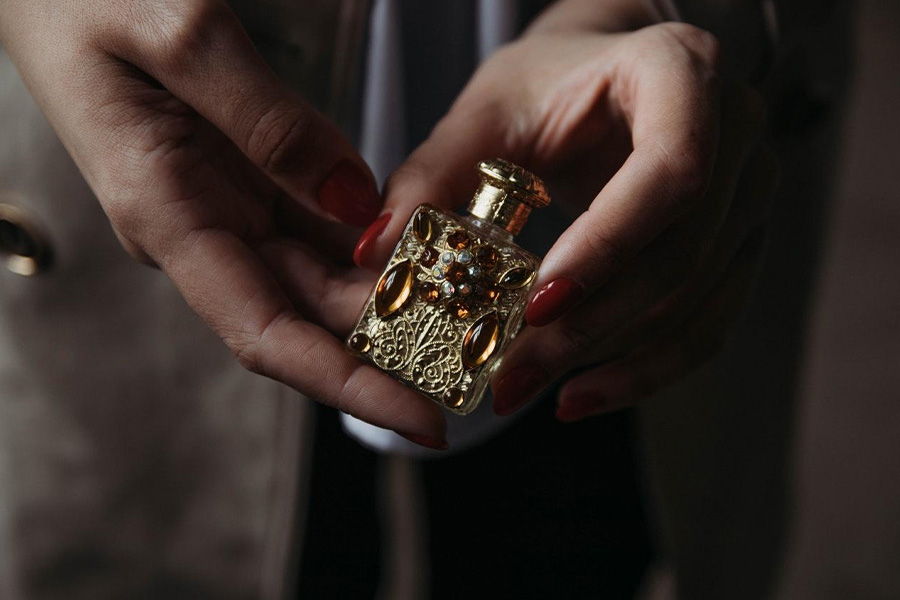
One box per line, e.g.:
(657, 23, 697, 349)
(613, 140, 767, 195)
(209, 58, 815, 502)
(776, 0, 900, 597)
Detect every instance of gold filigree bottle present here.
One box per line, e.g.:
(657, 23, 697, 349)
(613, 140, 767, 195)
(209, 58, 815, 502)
(347, 159, 550, 415)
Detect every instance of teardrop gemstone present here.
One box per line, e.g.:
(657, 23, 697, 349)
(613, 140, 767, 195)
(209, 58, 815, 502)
(462, 312, 501, 370)
(375, 259, 414, 317)
(498, 266, 534, 289)
(413, 211, 435, 242)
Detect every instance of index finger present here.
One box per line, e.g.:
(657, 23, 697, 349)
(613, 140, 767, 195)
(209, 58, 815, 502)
(532, 24, 721, 311)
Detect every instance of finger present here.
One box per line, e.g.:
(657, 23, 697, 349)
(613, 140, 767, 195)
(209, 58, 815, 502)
(161, 227, 447, 442)
(523, 25, 728, 326)
(98, 1, 381, 227)
(555, 225, 767, 421)
(353, 97, 515, 271)
(594, 146, 778, 360)
(256, 238, 375, 335)
(491, 89, 766, 417)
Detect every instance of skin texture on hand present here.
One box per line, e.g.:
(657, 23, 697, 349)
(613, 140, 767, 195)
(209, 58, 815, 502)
(357, 19, 778, 421)
(0, 0, 448, 444)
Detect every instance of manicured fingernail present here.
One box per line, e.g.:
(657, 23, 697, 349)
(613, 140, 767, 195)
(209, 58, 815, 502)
(492, 365, 548, 416)
(555, 395, 606, 422)
(398, 431, 449, 451)
(353, 213, 391, 268)
(526, 278, 583, 327)
(318, 160, 382, 227)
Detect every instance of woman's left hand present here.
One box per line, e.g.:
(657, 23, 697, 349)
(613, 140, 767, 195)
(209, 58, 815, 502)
(354, 22, 778, 421)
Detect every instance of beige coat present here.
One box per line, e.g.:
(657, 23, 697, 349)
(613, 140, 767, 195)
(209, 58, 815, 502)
(0, 1, 852, 598)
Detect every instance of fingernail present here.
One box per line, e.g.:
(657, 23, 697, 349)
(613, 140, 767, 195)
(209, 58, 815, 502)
(318, 160, 382, 227)
(526, 278, 583, 327)
(555, 395, 606, 422)
(397, 431, 449, 451)
(492, 365, 548, 416)
(353, 213, 391, 268)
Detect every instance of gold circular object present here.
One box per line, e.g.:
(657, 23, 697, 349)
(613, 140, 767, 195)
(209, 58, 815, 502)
(442, 387, 465, 409)
(348, 333, 371, 354)
(347, 333, 372, 354)
(468, 159, 552, 235)
(0, 202, 53, 276)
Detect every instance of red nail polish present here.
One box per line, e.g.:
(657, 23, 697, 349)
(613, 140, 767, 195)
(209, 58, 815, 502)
(526, 277, 583, 327)
(492, 365, 548, 416)
(318, 160, 382, 227)
(353, 213, 391, 268)
(398, 431, 449, 451)
(555, 395, 605, 422)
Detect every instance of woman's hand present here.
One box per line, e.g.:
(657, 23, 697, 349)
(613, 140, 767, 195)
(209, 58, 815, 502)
(0, 0, 447, 444)
(356, 22, 777, 421)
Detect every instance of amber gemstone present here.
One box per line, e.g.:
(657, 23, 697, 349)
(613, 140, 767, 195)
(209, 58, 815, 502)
(462, 312, 500, 370)
(413, 211, 435, 242)
(445, 262, 468, 284)
(419, 246, 439, 268)
(498, 266, 535, 289)
(442, 387, 465, 409)
(447, 299, 470, 319)
(474, 245, 499, 270)
(417, 281, 439, 302)
(446, 230, 471, 250)
(477, 283, 501, 303)
(375, 259, 414, 317)
(348, 333, 371, 354)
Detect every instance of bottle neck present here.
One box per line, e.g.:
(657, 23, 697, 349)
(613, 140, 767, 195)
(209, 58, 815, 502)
(466, 181, 532, 236)
(463, 214, 514, 244)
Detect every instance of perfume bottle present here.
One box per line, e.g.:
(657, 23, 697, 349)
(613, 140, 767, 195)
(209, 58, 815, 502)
(347, 159, 550, 415)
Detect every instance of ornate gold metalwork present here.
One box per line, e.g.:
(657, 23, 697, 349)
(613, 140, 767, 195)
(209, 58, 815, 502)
(347, 204, 541, 415)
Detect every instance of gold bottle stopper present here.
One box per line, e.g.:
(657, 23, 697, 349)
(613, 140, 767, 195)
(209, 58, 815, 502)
(467, 159, 551, 236)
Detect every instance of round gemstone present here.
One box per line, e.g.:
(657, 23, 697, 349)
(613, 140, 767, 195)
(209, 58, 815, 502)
(447, 299, 470, 319)
(474, 245, 499, 270)
(441, 251, 455, 265)
(477, 283, 501, 304)
(445, 262, 468, 284)
(441, 281, 455, 297)
(467, 265, 482, 279)
(348, 333, 371, 354)
(419, 246, 439, 268)
(442, 387, 465, 409)
(432, 266, 445, 280)
(447, 230, 471, 250)
(417, 281, 439, 302)
(458, 250, 473, 264)
(458, 282, 472, 296)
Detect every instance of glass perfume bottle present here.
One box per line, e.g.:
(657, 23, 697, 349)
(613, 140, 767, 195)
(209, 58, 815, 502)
(347, 159, 550, 415)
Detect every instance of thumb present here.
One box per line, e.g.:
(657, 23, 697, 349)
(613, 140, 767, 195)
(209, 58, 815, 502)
(104, 1, 381, 227)
(353, 101, 515, 270)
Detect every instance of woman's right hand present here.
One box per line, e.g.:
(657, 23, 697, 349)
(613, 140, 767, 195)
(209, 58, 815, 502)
(0, 0, 447, 446)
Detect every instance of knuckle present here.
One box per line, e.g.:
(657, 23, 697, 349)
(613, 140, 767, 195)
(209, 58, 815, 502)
(655, 23, 722, 69)
(554, 324, 595, 359)
(152, 0, 234, 67)
(244, 107, 314, 174)
(581, 223, 628, 274)
(233, 339, 264, 375)
(651, 141, 712, 207)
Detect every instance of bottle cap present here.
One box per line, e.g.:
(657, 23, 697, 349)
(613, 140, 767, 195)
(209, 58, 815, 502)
(467, 159, 551, 236)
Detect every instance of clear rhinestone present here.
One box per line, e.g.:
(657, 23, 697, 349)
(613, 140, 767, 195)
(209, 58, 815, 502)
(432, 266, 444, 280)
(441, 281, 455, 297)
(467, 265, 482, 278)
(441, 251, 455, 265)
(458, 250, 473, 264)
